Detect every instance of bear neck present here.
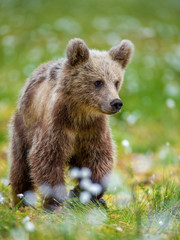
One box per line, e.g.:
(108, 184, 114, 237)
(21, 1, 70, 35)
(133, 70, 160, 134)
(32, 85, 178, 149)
(52, 96, 107, 132)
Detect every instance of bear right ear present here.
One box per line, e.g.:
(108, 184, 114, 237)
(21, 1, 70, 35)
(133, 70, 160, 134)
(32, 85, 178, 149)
(109, 40, 134, 69)
(66, 38, 90, 66)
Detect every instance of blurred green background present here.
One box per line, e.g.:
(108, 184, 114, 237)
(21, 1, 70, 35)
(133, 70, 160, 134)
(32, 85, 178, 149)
(0, 0, 180, 154)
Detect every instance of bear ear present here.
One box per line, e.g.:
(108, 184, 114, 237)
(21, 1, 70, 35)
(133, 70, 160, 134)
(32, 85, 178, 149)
(109, 40, 134, 68)
(66, 38, 90, 66)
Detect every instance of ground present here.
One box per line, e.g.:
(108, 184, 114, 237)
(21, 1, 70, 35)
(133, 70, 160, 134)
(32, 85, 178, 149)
(0, 0, 180, 239)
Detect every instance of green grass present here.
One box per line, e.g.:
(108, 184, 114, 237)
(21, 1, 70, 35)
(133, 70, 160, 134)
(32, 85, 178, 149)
(0, 169, 179, 240)
(0, 0, 180, 239)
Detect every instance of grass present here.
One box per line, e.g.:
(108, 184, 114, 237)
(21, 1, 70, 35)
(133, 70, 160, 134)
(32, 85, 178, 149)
(0, 0, 180, 239)
(0, 164, 179, 240)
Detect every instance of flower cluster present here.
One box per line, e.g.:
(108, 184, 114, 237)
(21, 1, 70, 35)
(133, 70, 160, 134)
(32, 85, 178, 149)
(69, 167, 103, 204)
(0, 193, 5, 204)
(17, 191, 38, 207)
(22, 216, 35, 232)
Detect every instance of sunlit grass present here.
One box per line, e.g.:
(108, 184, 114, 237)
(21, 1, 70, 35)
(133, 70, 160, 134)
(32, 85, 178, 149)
(0, 164, 179, 239)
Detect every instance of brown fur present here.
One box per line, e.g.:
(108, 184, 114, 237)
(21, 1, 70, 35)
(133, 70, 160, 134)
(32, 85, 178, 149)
(9, 38, 134, 209)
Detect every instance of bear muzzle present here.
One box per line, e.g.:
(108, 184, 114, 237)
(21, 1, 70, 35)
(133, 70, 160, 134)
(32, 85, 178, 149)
(110, 99, 123, 112)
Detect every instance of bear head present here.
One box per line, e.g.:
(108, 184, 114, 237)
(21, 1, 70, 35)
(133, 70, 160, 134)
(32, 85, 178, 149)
(63, 38, 134, 115)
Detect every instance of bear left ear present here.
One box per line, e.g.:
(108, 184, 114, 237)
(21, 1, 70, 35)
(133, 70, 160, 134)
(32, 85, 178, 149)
(109, 40, 134, 68)
(66, 38, 90, 66)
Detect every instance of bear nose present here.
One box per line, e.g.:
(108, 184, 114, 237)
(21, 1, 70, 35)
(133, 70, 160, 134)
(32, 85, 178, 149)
(110, 99, 123, 111)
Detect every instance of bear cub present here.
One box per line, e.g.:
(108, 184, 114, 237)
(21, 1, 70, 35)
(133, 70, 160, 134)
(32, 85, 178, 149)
(9, 38, 134, 211)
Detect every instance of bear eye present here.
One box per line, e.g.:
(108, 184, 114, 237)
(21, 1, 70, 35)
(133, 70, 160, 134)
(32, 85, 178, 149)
(94, 80, 104, 87)
(115, 81, 119, 89)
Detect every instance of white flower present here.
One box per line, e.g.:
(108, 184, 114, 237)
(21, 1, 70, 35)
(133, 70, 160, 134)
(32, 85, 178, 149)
(79, 178, 92, 190)
(88, 183, 102, 196)
(166, 98, 175, 108)
(121, 139, 131, 154)
(80, 167, 91, 178)
(22, 216, 35, 232)
(69, 167, 81, 179)
(0, 193, 5, 204)
(17, 193, 24, 199)
(152, 174, 156, 179)
(39, 183, 53, 198)
(164, 83, 179, 97)
(116, 227, 123, 232)
(24, 191, 37, 206)
(79, 191, 91, 204)
(25, 221, 35, 232)
(22, 216, 30, 223)
(159, 221, 163, 226)
(54, 184, 67, 202)
(121, 139, 130, 147)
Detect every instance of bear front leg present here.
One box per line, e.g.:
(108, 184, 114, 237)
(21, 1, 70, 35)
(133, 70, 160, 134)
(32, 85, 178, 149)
(28, 130, 71, 211)
(72, 129, 114, 205)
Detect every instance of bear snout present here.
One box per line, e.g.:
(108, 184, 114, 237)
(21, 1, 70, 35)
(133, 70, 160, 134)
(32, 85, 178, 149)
(110, 99, 123, 111)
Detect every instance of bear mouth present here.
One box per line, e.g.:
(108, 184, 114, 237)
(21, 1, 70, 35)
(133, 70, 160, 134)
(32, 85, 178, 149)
(100, 109, 121, 115)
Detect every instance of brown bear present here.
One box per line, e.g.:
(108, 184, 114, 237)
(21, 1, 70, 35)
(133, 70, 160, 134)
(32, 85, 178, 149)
(9, 38, 134, 210)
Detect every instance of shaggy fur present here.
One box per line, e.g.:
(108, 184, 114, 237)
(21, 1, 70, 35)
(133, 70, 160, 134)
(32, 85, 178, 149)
(9, 38, 134, 210)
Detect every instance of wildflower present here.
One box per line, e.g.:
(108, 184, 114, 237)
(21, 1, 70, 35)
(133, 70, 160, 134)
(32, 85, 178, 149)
(166, 98, 175, 108)
(80, 167, 92, 178)
(22, 216, 35, 232)
(159, 221, 163, 226)
(121, 139, 129, 147)
(79, 178, 92, 190)
(24, 191, 37, 206)
(69, 167, 81, 179)
(22, 216, 30, 223)
(17, 193, 24, 199)
(39, 183, 53, 198)
(54, 184, 67, 202)
(24, 221, 35, 232)
(116, 227, 123, 232)
(79, 191, 91, 204)
(88, 183, 102, 196)
(121, 139, 131, 154)
(0, 193, 5, 204)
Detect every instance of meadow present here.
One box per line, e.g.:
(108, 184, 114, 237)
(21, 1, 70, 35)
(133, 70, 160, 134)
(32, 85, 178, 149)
(0, 0, 180, 239)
